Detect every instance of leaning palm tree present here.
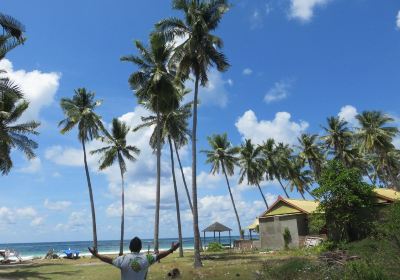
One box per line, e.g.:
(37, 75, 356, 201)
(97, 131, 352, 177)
(261, 139, 290, 198)
(156, 0, 230, 267)
(121, 33, 181, 251)
(0, 93, 39, 175)
(0, 13, 25, 60)
(238, 139, 269, 208)
(297, 133, 325, 180)
(202, 133, 244, 239)
(285, 156, 313, 199)
(91, 118, 140, 256)
(356, 111, 399, 188)
(59, 88, 105, 250)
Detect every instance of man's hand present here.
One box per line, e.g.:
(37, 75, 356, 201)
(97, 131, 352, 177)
(88, 247, 98, 257)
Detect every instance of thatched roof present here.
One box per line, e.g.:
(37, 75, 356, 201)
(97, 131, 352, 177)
(202, 222, 232, 232)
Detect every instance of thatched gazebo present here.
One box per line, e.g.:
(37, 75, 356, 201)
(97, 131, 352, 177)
(202, 222, 232, 248)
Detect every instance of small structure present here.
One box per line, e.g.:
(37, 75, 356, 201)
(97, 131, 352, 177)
(246, 218, 259, 240)
(202, 222, 232, 248)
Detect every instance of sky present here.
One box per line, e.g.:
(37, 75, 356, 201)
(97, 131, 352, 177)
(1, 0, 400, 244)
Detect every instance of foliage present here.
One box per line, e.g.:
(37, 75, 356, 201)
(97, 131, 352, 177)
(206, 242, 224, 252)
(313, 160, 375, 242)
(376, 201, 400, 250)
(283, 228, 292, 250)
(343, 260, 388, 280)
(308, 213, 326, 235)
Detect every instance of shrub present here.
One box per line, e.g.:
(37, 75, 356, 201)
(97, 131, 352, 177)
(206, 242, 224, 252)
(283, 228, 292, 250)
(344, 260, 388, 280)
(308, 212, 325, 235)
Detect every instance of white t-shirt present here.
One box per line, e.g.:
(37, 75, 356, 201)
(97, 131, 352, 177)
(112, 252, 158, 280)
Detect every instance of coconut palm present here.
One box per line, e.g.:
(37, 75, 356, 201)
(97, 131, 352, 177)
(356, 111, 399, 188)
(121, 33, 181, 251)
(321, 116, 356, 167)
(156, 0, 230, 267)
(261, 139, 290, 198)
(285, 156, 313, 199)
(59, 88, 105, 250)
(91, 118, 140, 256)
(0, 13, 25, 60)
(297, 133, 325, 180)
(238, 139, 269, 208)
(0, 93, 39, 175)
(202, 133, 244, 239)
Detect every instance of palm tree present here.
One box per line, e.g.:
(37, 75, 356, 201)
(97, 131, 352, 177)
(356, 111, 399, 188)
(238, 139, 269, 208)
(321, 116, 356, 167)
(285, 156, 313, 199)
(261, 139, 290, 198)
(59, 88, 105, 250)
(297, 133, 325, 180)
(0, 93, 39, 175)
(202, 133, 244, 239)
(156, 0, 230, 267)
(91, 118, 140, 256)
(121, 33, 181, 251)
(0, 13, 25, 60)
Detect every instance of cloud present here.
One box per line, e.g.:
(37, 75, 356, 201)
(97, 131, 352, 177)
(235, 110, 309, 145)
(56, 211, 88, 231)
(243, 68, 253, 75)
(185, 69, 231, 108)
(397, 11, 400, 29)
(0, 206, 44, 227)
(289, 0, 330, 22)
(264, 80, 293, 103)
(338, 105, 358, 127)
(0, 59, 60, 121)
(44, 199, 72, 211)
(18, 157, 42, 174)
(250, 4, 272, 29)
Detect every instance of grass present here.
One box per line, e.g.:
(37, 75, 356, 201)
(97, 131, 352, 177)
(0, 240, 398, 280)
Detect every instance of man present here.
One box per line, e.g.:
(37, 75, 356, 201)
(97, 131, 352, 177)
(88, 237, 180, 280)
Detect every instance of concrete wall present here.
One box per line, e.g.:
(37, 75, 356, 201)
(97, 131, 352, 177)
(259, 214, 308, 250)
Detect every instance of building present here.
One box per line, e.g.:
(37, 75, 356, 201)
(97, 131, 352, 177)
(254, 188, 399, 250)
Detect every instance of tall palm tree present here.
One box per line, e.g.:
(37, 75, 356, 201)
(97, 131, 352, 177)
(297, 133, 325, 180)
(134, 100, 192, 257)
(59, 88, 105, 250)
(91, 118, 140, 256)
(156, 0, 230, 267)
(321, 116, 356, 167)
(121, 33, 181, 251)
(0, 13, 25, 60)
(285, 156, 313, 199)
(0, 93, 39, 175)
(261, 139, 290, 198)
(238, 139, 269, 208)
(202, 133, 244, 239)
(356, 111, 399, 188)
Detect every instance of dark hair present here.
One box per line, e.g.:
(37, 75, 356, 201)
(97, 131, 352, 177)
(129, 237, 142, 252)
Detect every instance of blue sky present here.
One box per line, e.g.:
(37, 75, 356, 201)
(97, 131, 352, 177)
(1, 0, 400, 243)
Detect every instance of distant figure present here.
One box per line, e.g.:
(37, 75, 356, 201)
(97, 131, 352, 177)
(88, 237, 180, 280)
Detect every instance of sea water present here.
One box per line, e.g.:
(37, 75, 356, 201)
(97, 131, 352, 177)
(0, 236, 240, 260)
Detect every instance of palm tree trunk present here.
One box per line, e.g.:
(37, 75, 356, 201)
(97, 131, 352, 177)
(169, 137, 183, 257)
(256, 182, 269, 209)
(119, 157, 125, 256)
(306, 189, 316, 200)
(191, 76, 202, 268)
(277, 177, 290, 198)
(154, 108, 161, 252)
(222, 163, 243, 240)
(81, 140, 98, 250)
(173, 140, 193, 212)
(300, 192, 306, 200)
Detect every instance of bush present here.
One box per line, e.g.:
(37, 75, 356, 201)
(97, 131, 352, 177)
(344, 260, 388, 280)
(283, 228, 292, 250)
(206, 242, 224, 252)
(308, 212, 325, 235)
(378, 201, 400, 250)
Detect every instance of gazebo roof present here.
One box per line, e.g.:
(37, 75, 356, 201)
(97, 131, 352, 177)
(202, 222, 232, 232)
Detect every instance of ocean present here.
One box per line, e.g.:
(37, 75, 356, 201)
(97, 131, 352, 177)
(0, 236, 241, 260)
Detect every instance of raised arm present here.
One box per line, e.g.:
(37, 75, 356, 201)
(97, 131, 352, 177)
(88, 247, 113, 265)
(156, 242, 180, 261)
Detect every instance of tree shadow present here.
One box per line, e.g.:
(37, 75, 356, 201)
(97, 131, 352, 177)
(0, 267, 79, 280)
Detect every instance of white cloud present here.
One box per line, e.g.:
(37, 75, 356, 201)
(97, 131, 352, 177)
(31, 217, 44, 227)
(289, 0, 330, 22)
(250, 4, 272, 29)
(338, 105, 358, 127)
(0, 206, 44, 227)
(56, 211, 88, 231)
(44, 199, 72, 211)
(185, 69, 231, 108)
(397, 11, 400, 29)
(18, 157, 42, 174)
(264, 80, 293, 103)
(243, 68, 253, 75)
(0, 59, 60, 121)
(235, 110, 309, 145)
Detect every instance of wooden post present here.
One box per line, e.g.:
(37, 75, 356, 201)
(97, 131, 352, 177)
(218, 232, 221, 244)
(250, 229, 252, 240)
(229, 230, 231, 248)
(203, 231, 206, 248)
(213, 231, 216, 242)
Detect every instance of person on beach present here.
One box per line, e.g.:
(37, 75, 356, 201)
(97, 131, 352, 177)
(88, 237, 180, 280)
